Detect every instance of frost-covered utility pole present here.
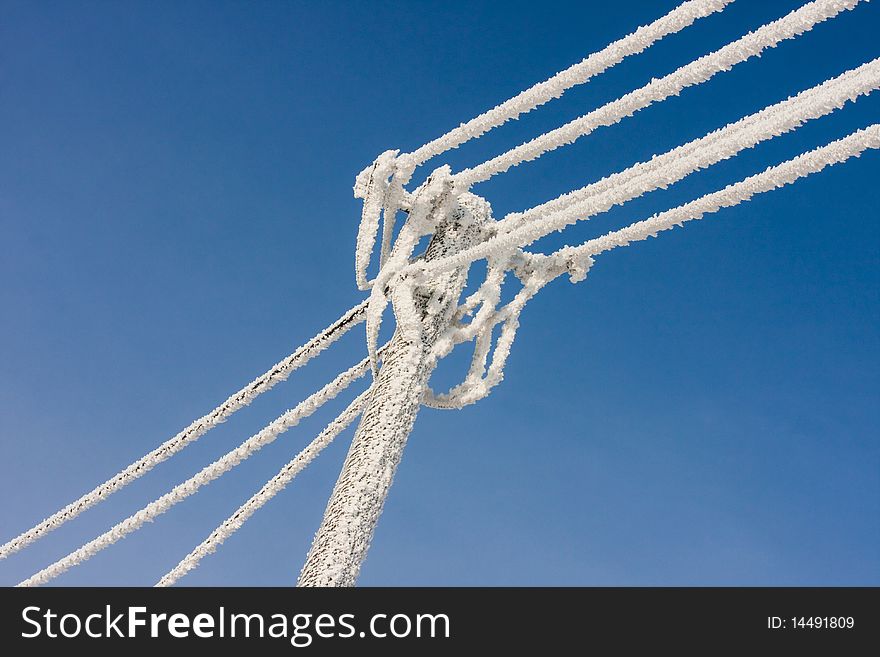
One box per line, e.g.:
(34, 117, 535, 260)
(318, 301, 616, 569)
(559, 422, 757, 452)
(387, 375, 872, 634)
(297, 199, 489, 587)
(8, 0, 877, 589)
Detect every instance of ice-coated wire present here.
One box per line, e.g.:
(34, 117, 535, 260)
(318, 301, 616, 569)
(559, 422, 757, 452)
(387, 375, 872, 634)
(0, 301, 368, 561)
(352, 2, 735, 291)
(302, 0, 874, 587)
(156, 388, 372, 587)
(455, 0, 864, 187)
(406, 59, 879, 407)
(555, 124, 880, 262)
(407, 57, 880, 281)
(351, 57, 879, 409)
(497, 59, 880, 233)
(423, 125, 880, 408)
(17, 356, 374, 587)
(406, 0, 734, 166)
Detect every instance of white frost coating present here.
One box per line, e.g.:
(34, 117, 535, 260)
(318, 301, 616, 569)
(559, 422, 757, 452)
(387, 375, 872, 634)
(17, 357, 373, 587)
(351, 57, 879, 412)
(409, 60, 880, 407)
(351, 0, 869, 409)
(350, 1, 734, 295)
(298, 196, 490, 587)
(308, 0, 874, 586)
(156, 389, 372, 587)
(424, 124, 880, 408)
(362, 167, 463, 375)
(354, 150, 404, 290)
(555, 125, 880, 261)
(455, 0, 863, 186)
(408, 58, 880, 281)
(0, 300, 368, 562)
(407, 0, 734, 166)
(5, 0, 870, 589)
(424, 272, 552, 408)
(498, 58, 880, 233)
(421, 243, 596, 409)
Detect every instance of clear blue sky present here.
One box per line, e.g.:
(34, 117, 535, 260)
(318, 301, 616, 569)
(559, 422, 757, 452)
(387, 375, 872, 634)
(1, 0, 877, 586)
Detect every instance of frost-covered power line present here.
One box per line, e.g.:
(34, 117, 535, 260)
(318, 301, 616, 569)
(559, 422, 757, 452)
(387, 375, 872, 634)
(156, 388, 373, 587)
(455, 0, 863, 186)
(0, 300, 368, 561)
(361, 57, 880, 406)
(406, 0, 734, 167)
(412, 124, 880, 409)
(407, 58, 880, 282)
(352, 1, 869, 358)
(351, 0, 739, 291)
(380, 58, 879, 408)
(17, 356, 374, 587)
(498, 59, 880, 233)
(555, 125, 880, 261)
(4, 0, 875, 588)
